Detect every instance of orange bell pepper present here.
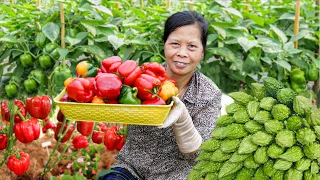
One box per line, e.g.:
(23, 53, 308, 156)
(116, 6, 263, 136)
(158, 81, 179, 101)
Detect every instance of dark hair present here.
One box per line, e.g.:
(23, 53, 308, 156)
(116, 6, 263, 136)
(163, 11, 208, 51)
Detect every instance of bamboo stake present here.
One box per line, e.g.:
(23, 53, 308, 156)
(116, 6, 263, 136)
(189, 0, 194, 11)
(314, 0, 320, 107)
(116, 0, 120, 9)
(11, 0, 14, 4)
(141, 0, 144, 8)
(293, 0, 301, 48)
(37, 0, 41, 8)
(60, 2, 65, 62)
(166, 0, 171, 9)
(246, 0, 249, 12)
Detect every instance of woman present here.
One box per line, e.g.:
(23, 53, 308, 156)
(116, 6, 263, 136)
(99, 11, 222, 180)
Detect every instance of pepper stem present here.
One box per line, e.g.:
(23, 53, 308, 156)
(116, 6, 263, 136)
(132, 87, 139, 98)
(16, 109, 26, 122)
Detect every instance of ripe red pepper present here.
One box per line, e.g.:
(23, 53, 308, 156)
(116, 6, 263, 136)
(117, 60, 142, 86)
(72, 135, 89, 149)
(57, 94, 71, 122)
(100, 56, 122, 73)
(1, 100, 27, 123)
(141, 62, 167, 82)
(42, 122, 57, 133)
(106, 99, 118, 104)
(67, 78, 94, 103)
(134, 74, 161, 100)
(54, 122, 74, 143)
(14, 117, 40, 143)
(26, 95, 52, 119)
(92, 130, 103, 144)
(104, 126, 125, 151)
(77, 121, 94, 136)
(142, 97, 166, 105)
(0, 134, 8, 150)
(95, 73, 122, 100)
(98, 122, 107, 132)
(8, 152, 30, 176)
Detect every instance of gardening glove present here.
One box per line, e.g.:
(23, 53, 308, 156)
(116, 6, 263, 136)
(158, 96, 202, 154)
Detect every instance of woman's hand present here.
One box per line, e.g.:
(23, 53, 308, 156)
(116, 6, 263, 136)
(158, 96, 202, 154)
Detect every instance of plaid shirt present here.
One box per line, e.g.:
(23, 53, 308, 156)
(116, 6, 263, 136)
(113, 70, 222, 180)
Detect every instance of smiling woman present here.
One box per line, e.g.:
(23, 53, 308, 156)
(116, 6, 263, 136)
(99, 11, 222, 180)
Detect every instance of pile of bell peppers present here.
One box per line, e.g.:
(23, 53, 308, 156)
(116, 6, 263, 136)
(64, 56, 178, 105)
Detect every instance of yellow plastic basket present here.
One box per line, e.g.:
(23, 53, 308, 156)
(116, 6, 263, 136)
(54, 89, 173, 126)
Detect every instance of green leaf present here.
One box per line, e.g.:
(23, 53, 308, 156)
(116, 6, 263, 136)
(275, 60, 291, 71)
(0, 5, 16, 16)
(81, 22, 97, 36)
(79, 45, 107, 61)
(123, 46, 135, 61)
(262, 45, 283, 54)
(127, 38, 149, 45)
(223, 8, 243, 18)
(289, 30, 309, 43)
(0, 35, 19, 43)
(245, 13, 264, 27)
(207, 34, 219, 45)
(93, 5, 112, 16)
(279, 13, 296, 20)
(270, 25, 288, 44)
(207, 47, 236, 62)
(57, 48, 69, 60)
(212, 25, 227, 39)
(42, 22, 60, 43)
(66, 32, 88, 46)
(49, 176, 60, 180)
(261, 57, 272, 65)
(238, 37, 259, 52)
(284, 42, 302, 54)
(108, 35, 124, 50)
(131, 7, 146, 19)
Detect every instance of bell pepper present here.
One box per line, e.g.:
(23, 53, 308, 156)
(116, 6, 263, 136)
(0, 134, 8, 150)
(24, 78, 37, 93)
(5, 83, 18, 98)
(100, 56, 122, 73)
(117, 60, 142, 86)
(306, 62, 319, 81)
(134, 74, 161, 100)
(7, 152, 30, 176)
(76, 61, 98, 77)
(158, 80, 179, 101)
(95, 73, 122, 100)
(77, 121, 94, 136)
(52, 65, 72, 93)
(67, 78, 95, 103)
(64, 77, 74, 88)
(26, 95, 52, 119)
(118, 85, 141, 104)
(67, 28, 78, 38)
(44, 43, 59, 54)
(106, 100, 118, 104)
(149, 55, 163, 63)
(38, 55, 52, 69)
(290, 68, 307, 93)
(54, 122, 74, 143)
(19, 53, 33, 68)
(35, 32, 47, 48)
(98, 122, 107, 132)
(92, 130, 103, 144)
(72, 135, 89, 149)
(91, 96, 105, 104)
(1, 100, 27, 123)
(142, 97, 166, 105)
(57, 95, 70, 122)
(104, 126, 125, 151)
(14, 117, 40, 143)
(42, 122, 56, 133)
(141, 62, 167, 82)
(30, 69, 47, 95)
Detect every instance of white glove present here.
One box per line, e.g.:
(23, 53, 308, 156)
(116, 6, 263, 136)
(158, 96, 202, 154)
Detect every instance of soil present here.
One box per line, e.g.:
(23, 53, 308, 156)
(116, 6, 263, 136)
(0, 134, 118, 179)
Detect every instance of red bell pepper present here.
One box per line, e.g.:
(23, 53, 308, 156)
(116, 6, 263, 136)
(77, 121, 94, 136)
(8, 152, 30, 176)
(72, 135, 89, 149)
(92, 130, 103, 144)
(42, 122, 57, 133)
(100, 56, 122, 73)
(95, 73, 122, 100)
(67, 78, 94, 103)
(134, 74, 161, 100)
(98, 122, 107, 132)
(106, 99, 118, 104)
(1, 100, 27, 123)
(14, 117, 40, 143)
(0, 134, 8, 150)
(141, 62, 167, 82)
(57, 95, 71, 122)
(117, 60, 142, 86)
(142, 97, 166, 105)
(54, 122, 74, 143)
(26, 95, 52, 119)
(104, 126, 125, 151)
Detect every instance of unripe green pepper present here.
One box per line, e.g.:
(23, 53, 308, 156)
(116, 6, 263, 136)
(35, 32, 47, 48)
(67, 28, 78, 38)
(118, 85, 141, 104)
(30, 69, 47, 95)
(306, 62, 319, 81)
(290, 68, 307, 93)
(150, 56, 163, 63)
(39, 55, 52, 69)
(44, 43, 58, 54)
(19, 53, 33, 68)
(5, 83, 18, 98)
(24, 78, 37, 93)
(52, 65, 72, 93)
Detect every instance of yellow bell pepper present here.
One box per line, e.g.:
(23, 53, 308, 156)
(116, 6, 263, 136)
(158, 81, 179, 101)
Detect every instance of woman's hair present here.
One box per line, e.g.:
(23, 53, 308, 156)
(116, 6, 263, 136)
(163, 11, 208, 51)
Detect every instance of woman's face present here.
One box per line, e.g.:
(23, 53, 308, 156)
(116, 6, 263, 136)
(164, 24, 203, 77)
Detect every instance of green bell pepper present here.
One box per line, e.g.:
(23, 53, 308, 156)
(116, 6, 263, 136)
(35, 32, 47, 48)
(52, 65, 71, 93)
(44, 43, 59, 54)
(306, 62, 319, 81)
(150, 56, 163, 63)
(30, 69, 47, 95)
(290, 69, 307, 93)
(39, 55, 52, 69)
(67, 28, 78, 38)
(118, 85, 141, 104)
(24, 78, 37, 93)
(5, 83, 18, 98)
(20, 53, 33, 68)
